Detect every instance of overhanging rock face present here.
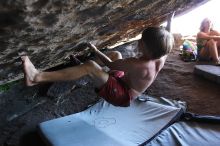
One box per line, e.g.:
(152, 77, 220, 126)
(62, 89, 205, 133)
(0, 0, 209, 84)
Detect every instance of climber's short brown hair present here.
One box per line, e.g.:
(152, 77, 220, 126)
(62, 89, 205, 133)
(141, 27, 174, 59)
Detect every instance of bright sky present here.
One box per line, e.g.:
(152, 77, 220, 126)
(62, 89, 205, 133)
(110, 0, 219, 48)
(171, 0, 220, 36)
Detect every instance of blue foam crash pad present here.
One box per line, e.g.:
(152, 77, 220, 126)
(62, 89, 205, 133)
(194, 65, 220, 84)
(38, 99, 182, 146)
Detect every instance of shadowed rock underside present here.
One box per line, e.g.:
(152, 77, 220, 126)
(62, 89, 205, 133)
(0, 0, 209, 84)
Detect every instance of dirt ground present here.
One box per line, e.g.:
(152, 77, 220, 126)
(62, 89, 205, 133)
(0, 41, 220, 146)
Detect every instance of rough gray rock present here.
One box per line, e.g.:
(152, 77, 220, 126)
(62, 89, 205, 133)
(0, 0, 209, 84)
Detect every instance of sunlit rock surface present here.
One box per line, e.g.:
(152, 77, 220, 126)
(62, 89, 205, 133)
(0, 0, 209, 84)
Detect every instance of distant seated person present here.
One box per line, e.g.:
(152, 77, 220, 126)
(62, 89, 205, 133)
(196, 18, 220, 64)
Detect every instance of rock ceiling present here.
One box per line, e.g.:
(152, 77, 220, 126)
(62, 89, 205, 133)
(0, 0, 209, 84)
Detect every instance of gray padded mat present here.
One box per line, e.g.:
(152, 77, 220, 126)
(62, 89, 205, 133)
(146, 121, 220, 146)
(194, 65, 220, 84)
(38, 99, 181, 146)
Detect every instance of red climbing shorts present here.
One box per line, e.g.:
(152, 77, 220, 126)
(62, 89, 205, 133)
(97, 70, 131, 107)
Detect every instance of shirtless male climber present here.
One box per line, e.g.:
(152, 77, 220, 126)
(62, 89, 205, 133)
(22, 13, 174, 107)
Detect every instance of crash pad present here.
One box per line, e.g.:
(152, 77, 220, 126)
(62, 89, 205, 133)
(145, 121, 220, 146)
(194, 65, 220, 84)
(38, 99, 182, 146)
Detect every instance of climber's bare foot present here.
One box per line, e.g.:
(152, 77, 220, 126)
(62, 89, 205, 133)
(21, 56, 39, 86)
